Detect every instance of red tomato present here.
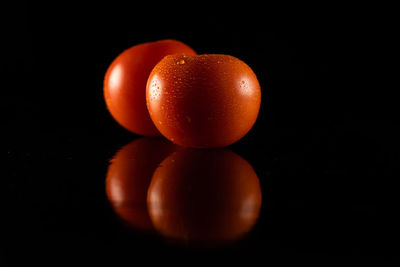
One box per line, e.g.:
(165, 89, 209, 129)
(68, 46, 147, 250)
(147, 148, 262, 245)
(146, 54, 261, 147)
(104, 40, 196, 136)
(105, 137, 177, 231)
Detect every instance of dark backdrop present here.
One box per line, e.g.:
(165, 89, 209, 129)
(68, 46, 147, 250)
(2, 1, 397, 264)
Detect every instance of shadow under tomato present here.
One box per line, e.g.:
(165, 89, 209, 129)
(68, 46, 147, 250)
(147, 148, 262, 247)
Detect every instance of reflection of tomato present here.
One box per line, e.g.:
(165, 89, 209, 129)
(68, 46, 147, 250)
(146, 54, 261, 148)
(147, 148, 262, 245)
(104, 40, 197, 136)
(105, 137, 176, 231)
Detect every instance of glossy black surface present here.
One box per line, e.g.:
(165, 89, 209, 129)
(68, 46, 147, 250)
(2, 2, 396, 264)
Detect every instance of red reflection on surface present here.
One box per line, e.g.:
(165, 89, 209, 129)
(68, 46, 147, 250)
(147, 148, 262, 245)
(105, 137, 176, 231)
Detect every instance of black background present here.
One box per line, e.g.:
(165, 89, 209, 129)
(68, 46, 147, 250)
(2, 1, 397, 264)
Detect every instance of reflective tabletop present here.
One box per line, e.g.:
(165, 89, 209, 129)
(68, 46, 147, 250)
(3, 121, 391, 263)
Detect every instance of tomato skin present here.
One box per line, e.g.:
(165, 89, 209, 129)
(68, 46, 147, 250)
(146, 54, 261, 147)
(104, 40, 197, 136)
(147, 148, 262, 245)
(105, 137, 177, 231)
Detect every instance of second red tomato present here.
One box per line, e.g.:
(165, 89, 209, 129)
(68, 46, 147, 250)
(104, 40, 196, 136)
